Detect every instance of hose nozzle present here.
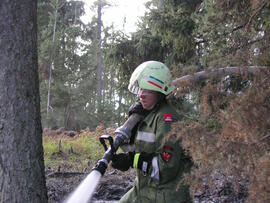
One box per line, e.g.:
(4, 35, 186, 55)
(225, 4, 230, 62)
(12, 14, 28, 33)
(92, 159, 108, 175)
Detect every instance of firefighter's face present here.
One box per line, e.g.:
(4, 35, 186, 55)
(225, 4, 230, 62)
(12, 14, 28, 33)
(138, 89, 159, 110)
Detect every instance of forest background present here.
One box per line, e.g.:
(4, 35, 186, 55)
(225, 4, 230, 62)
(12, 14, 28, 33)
(38, 0, 269, 202)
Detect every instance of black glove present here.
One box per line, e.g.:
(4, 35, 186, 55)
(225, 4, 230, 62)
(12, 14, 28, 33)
(112, 152, 154, 174)
(111, 152, 133, 171)
(132, 152, 154, 174)
(128, 102, 149, 116)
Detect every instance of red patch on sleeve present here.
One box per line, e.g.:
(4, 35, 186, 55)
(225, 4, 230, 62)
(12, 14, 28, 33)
(163, 113, 172, 122)
(161, 146, 174, 162)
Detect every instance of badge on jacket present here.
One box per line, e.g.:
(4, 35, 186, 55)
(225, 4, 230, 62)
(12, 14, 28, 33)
(163, 113, 172, 122)
(162, 146, 174, 162)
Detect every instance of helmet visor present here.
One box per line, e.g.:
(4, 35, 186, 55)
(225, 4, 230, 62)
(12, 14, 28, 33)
(138, 88, 156, 96)
(128, 80, 140, 94)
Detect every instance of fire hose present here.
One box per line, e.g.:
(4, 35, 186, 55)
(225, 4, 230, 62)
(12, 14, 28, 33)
(64, 113, 143, 203)
(92, 113, 143, 175)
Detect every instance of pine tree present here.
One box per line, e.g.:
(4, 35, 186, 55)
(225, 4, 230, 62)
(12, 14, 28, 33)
(0, 1, 47, 201)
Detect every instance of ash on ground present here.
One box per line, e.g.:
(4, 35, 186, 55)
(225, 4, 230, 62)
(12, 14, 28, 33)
(46, 168, 248, 203)
(193, 171, 248, 203)
(46, 168, 135, 203)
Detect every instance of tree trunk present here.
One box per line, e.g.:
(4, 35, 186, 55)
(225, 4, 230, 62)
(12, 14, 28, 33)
(0, 0, 48, 202)
(97, 3, 102, 112)
(64, 94, 71, 130)
(159, 0, 162, 8)
(46, 4, 58, 118)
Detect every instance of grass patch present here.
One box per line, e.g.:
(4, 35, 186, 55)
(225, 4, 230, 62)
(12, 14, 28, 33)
(43, 130, 107, 172)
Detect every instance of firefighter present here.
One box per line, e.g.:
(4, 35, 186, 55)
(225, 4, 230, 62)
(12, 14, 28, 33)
(112, 61, 193, 203)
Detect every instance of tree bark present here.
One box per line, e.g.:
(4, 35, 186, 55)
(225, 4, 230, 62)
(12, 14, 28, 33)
(0, 0, 48, 202)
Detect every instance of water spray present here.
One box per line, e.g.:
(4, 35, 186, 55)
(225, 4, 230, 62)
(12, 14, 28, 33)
(64, 113, 143, 203)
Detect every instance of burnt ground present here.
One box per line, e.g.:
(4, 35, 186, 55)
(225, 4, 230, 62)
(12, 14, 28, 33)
(46, 168, 136, 203)
(46, 168, 248, 203)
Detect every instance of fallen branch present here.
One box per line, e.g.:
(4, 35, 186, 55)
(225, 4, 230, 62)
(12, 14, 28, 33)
(259, 134, 270, 142)
(173, 66, 268, 85)
(46, 171, 88, 178)
(171, 66, 268, 95)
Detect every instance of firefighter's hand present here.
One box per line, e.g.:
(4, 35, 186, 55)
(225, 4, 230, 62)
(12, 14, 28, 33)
(128, 102, 149, 116)
(111, 152, 134, 171)
(132, 152, 154, 174)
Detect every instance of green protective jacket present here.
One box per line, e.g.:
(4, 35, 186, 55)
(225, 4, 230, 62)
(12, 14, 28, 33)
(119, 101, 193, 203)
